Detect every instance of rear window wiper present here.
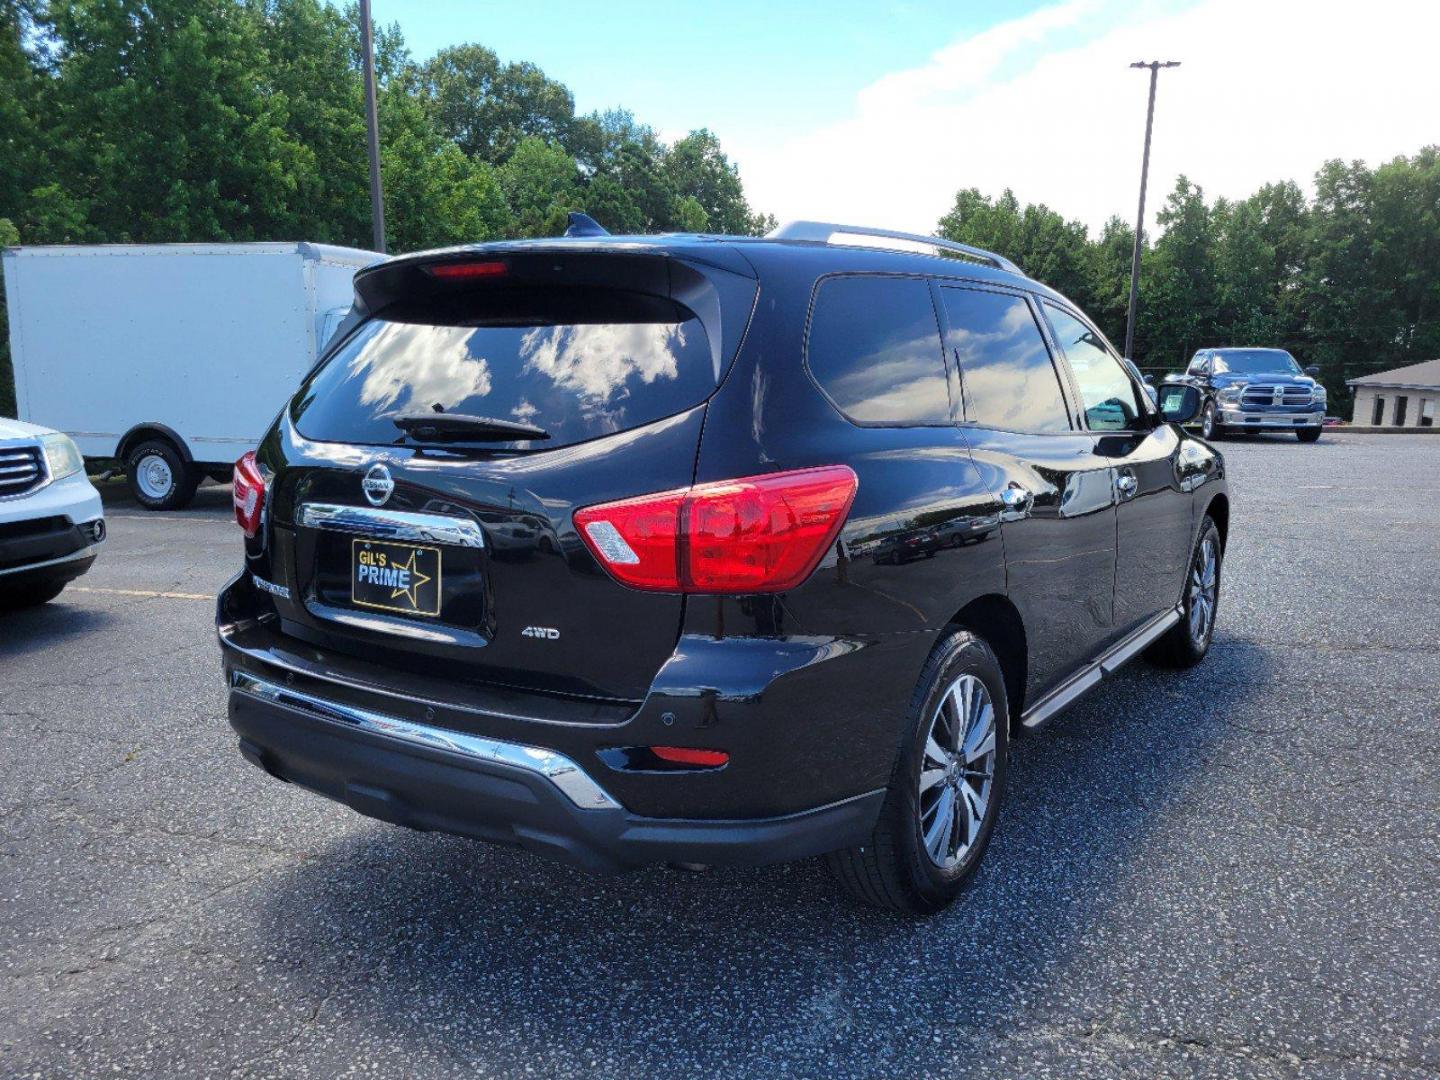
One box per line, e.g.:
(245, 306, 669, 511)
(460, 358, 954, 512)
(389, 411, 551, 443)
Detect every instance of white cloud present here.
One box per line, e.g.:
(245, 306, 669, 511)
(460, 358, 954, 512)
(732, 0, 1440, 238)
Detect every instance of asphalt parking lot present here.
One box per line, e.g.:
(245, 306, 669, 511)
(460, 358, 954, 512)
(2, 432, 1437, 1079)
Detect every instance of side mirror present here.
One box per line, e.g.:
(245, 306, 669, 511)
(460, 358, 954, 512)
(1304, 365, 1320, 376)
(1143, 374, 1154, 385)
(1158, 384, 1202, 425)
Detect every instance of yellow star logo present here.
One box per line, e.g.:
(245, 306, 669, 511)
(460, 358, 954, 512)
(389, 549, 432, 609)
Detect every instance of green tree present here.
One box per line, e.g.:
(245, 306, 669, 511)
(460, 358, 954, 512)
(1301, 159, 1384, 407)
(0, 215, 17, 417)
(261, 0, 370, 246)
(1212, 196, 1277, 345)
(672, 195, 708, 233)
(1085, 216, 1137, 351)
(378, 68, 512, 252)
(0, 0, 49, 229)
(41, 0, 308, 242)
(421, 43, 574, 164)
(1370, 147, 1440, 366)
(937, 187, 1094, 312)
(664, 129, 753, 234)
(1142, 176, 1219, 368)
(498, 136, 580, 238)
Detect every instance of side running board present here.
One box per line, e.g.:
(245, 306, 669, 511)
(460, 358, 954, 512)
(1020, 605, 1182, 730)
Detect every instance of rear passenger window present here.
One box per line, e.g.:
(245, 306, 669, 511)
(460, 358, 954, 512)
(807, 276, 950, 424)
(939, 287, 1071, 432)
(1044, 304, 1143, 432)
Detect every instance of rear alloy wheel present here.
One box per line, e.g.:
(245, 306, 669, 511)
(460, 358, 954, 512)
(826, 630, 1008, 914)
(126, 439, 199, 511)
(1200, 401, 1224, 440)
(916, 674, 999, 871)
(1146, 516, 1222, 668)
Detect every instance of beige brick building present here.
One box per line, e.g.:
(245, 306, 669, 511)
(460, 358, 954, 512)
(1348, 359, 1440, 428)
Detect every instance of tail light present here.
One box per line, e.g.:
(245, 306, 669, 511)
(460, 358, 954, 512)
(574, 465, 858, 594)
(232, 451, 266, 538)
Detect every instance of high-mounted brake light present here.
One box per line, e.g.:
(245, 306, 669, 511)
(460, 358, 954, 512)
(424, 260, 508, 280)
(232, 451, 266, 539)
(573, 466, 858, 594)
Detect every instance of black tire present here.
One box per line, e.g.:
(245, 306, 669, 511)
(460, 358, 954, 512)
(125, 439, 199, 511)
(0, 579, 66, 611)
(1296, 427, 1322, 443)
(1145, 516, 1222, 669)
(1199, 400, 1224, 440)
(826, 630, 1009, 915)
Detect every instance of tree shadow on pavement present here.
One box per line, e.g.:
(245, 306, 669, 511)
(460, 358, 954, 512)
(0, 601, 117, 659)
(252, 635, 1275, 1077)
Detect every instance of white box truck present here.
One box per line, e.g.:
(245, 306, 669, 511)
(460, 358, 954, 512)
(2, 242, 383, 509)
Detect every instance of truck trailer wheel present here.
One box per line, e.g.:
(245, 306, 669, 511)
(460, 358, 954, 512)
(126, 439, 200, 511)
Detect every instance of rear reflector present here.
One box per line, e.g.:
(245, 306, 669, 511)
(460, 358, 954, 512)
(574, 465, 858, 594)
(424, 260, 508, 280)
(232, 451, 266, 539)
(649, 746, 730, 767)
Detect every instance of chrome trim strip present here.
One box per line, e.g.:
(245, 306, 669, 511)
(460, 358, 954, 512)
(299, 503, 485, 549)
(1022, 605, 1182, 729)
(1100, 607, 1181, 674)
(229, 671, 620, 810)
(0, 442, 47, 501)
(0, 542, 99, 578)
(1022, 667, 1103, 730)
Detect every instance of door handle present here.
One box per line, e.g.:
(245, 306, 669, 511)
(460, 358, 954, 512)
(998, 483, 1033, 521)
(1116, 470, 1138, 500)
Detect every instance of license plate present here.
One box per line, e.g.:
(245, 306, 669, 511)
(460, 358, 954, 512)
(350, 538, 442, 618)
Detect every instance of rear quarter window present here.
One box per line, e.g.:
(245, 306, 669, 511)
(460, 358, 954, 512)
(291, 290, 717, 449)
(806, 276, 950, 425)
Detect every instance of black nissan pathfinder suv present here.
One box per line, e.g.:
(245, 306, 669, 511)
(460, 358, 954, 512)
(218, 219, 1226, 914)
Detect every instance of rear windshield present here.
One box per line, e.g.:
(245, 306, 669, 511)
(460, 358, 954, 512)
(292, 290, 716, 449)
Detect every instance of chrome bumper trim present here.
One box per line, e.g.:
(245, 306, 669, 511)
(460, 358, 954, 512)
(1220, 410, 1321, 425)
(298, 503, 485, 549)
(0, 542, 100, 579)
(229, 671, 620, 810)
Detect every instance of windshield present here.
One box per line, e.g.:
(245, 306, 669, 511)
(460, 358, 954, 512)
(1213, 350, 1301, 376)
(292, 292, 716, 449)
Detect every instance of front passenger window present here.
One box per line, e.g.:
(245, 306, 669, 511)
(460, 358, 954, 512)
(1045, 305, 1142, 432)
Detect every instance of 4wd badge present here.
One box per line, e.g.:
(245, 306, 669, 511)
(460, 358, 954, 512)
(522, 626, 560, 640)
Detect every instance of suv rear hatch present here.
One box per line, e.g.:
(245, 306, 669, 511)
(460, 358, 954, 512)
(257, 246, 757, 706)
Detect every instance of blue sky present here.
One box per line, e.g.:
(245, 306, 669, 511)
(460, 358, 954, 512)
(372, 0, 1065, 138)
(367, 0, 1440, 235)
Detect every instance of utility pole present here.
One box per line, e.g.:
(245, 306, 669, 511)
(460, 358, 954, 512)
(1123, 60, 1180, 360)
(360, 0, 386, 253)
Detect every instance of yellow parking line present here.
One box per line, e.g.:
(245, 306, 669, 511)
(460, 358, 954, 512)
(72, 586, 212, 601)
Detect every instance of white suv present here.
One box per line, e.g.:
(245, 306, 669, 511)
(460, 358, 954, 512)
(0, 418, 105, 609)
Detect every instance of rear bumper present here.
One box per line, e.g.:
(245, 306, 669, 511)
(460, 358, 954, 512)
(227, 669, 882, 873)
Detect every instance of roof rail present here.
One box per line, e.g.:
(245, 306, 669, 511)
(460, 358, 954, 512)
(766, 220, 1023, 275)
